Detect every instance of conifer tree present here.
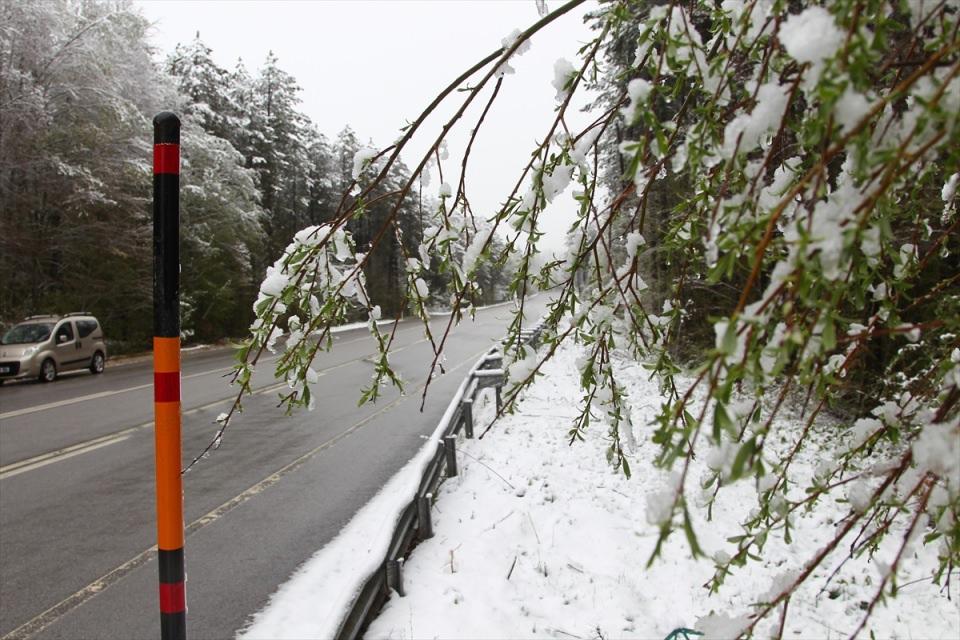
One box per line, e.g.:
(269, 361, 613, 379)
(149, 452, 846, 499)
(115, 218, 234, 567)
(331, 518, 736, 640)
(0, 0, 163, 346)
(249, 52, 314, 262)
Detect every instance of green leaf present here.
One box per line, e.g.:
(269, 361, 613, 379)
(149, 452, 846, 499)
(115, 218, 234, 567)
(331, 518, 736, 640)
(717, 378, 733, 404)
(645, 520, 676, 568)
(730, 438, 756, 481)
(923, 531, 941, 544)
(822, 317, 836, 351)
(713, 402, 733, 441)
(721, 320, 738, 356)
(682, 506, 704, 558)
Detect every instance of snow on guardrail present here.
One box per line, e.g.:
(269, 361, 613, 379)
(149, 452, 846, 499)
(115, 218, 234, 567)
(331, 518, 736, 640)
(239, 320, 545, 640)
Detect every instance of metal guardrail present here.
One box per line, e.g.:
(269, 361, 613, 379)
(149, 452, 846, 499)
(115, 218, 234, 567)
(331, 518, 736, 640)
(334, 320, 545, 640)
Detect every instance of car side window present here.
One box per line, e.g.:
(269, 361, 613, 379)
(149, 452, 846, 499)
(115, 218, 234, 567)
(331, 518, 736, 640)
(56, 322, 74, 343)
(77, 320, 98, 338)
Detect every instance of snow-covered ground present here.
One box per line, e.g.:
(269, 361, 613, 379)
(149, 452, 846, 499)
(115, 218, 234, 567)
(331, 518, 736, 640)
(242, 341, 958, 639)
(240, 350, 499, 640)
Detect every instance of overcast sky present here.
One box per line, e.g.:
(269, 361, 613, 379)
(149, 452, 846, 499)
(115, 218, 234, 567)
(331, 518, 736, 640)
(135, 0, 599, 253)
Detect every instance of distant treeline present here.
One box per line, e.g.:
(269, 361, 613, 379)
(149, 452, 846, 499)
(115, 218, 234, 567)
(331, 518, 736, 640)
(0, 0, 512, 352)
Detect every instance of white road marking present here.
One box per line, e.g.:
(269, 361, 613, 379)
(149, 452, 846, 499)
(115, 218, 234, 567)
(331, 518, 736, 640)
(0, 436, 131, 479)
(0, 328, 417, 420)
(0, 336, 436, 479)
(0, 384, 153, 420)
(1, 345, 488, 640)
(0, 359, 280, 420)
(0, 381, 286, 480)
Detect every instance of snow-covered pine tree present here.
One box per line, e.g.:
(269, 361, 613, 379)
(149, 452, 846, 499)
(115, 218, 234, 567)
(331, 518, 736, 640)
(165, 34, 267, 340)
(247, 52, 315, 263)
(0, 0, 164, 347)
(303, 129, 339, 228)
(167, 34, 243, 143)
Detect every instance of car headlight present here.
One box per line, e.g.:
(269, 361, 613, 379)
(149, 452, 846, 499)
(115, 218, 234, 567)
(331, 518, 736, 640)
(22, 345, 38, 357)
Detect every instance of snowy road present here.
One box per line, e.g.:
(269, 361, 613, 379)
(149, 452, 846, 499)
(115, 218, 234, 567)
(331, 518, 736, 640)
(0, 298, 545, 639)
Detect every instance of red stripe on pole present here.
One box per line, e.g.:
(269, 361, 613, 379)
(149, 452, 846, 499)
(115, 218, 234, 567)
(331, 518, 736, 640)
(153, 144, 180, 175)
(159, 581, 186, 614)
(154, 371, 180, 403)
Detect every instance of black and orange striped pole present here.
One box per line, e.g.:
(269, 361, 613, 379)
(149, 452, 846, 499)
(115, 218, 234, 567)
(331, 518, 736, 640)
(153, 112, 186, 640)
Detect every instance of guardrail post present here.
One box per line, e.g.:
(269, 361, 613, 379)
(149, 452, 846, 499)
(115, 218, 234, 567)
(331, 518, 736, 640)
(153, 112, 186, 640)
(462, 397, 474, 438)
(417, 493, 433, 540)
(386, 557, 405, 597)
(331, 326, 545, 640)
(443, 435, 458, 477)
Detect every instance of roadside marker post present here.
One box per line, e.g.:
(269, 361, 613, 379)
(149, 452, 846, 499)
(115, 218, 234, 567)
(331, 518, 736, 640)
(153, 112, 186, 640)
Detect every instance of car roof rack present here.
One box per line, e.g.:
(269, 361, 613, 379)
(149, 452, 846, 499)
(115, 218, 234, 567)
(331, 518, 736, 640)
(63, 311, 91, 317)
(24, 314, 59, 320)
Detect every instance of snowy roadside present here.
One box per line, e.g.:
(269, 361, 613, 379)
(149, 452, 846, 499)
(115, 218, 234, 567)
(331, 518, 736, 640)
(365, 341, 959, 639)
(238, 349, 500, 639)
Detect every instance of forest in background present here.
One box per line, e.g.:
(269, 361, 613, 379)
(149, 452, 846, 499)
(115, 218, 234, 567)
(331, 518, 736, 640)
(0, 0, 514, 352)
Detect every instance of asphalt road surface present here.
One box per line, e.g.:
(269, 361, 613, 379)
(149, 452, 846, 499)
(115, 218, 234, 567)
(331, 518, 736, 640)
(0, 298, 546, 640)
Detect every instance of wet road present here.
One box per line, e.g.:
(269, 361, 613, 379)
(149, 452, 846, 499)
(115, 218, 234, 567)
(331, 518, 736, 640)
(0, 299, 544, 639)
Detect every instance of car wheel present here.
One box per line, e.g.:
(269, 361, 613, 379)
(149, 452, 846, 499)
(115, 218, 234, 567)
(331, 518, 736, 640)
(90, 351, 105, 374)
(40, 359, 57, 383)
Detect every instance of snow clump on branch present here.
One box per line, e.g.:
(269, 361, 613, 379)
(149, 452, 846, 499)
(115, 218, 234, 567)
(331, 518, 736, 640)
(495, 27, 532, 77)
(551, 58, 577, 102)
(778, 6, 844, 73)
(352, 148, 378, 180)
(621, 77, 652, 121)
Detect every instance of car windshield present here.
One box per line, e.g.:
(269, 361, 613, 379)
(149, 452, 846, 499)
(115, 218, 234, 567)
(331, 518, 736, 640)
(1, 323, 54, 345)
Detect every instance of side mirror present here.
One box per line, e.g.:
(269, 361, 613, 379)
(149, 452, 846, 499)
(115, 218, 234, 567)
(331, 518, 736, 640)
(58, 334, 68, 344)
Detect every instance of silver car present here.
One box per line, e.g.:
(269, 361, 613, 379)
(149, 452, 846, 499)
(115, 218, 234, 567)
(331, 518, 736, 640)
(0, 313, 107, 383)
